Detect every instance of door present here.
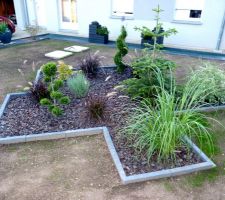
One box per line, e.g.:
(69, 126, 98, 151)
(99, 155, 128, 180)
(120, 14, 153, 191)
(59, 0, 77, 30)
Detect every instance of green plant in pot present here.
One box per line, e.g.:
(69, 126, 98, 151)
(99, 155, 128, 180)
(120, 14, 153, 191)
(0, 22, 12, 44)
(96, 26, 109, 36)
(135, 5, 177, 49)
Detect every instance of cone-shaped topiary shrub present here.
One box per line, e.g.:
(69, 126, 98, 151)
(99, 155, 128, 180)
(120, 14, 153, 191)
(40, 62, 70, 117)
(114, 26, 128, 73)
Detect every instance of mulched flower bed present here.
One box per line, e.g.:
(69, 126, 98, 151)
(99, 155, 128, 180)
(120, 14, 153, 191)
(0, 68, 202, 175)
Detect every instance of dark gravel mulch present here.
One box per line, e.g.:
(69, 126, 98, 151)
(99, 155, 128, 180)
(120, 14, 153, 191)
(0, 68, 202, 175)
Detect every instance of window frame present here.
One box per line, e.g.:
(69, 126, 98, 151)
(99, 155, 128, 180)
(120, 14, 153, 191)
(110, 0, 134, 20)
(173, 0, 204, 24)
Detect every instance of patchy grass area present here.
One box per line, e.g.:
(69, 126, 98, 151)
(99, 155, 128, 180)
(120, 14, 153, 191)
(183, 111, 225, 188)
(0, 39, 224, 102)
(0, 40, 225, 199)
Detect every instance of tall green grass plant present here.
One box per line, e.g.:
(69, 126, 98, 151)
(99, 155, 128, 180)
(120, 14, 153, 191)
(124, 69, 217, 161)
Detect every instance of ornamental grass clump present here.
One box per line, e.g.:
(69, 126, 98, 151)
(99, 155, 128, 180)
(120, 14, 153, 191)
(67, 72, 90, 98)
(124, 69, 216, 162)
(187, 63, 225, 105)
(40, 62, 70, 117)
(30, 80, 49, 102)
(0, 22, 7, 33)
(79, 52, 101, 78)
(86, 95, 106, 120)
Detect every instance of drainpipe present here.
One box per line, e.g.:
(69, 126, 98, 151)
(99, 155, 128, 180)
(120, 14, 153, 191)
(216, 7, 225, 50)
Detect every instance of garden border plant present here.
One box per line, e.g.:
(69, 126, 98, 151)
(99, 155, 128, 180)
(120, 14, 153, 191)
(135, 5, 177, 51)
(0, 68, 217, 185)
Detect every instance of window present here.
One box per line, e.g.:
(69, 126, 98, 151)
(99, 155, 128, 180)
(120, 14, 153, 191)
(174, 0, 204, 21)
(111, 0, 134, 17)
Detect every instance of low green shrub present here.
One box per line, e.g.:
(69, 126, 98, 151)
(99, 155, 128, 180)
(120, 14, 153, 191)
(97, 26, 109, 35)
(122, 54, 176, 103)
(123, 69, 216, 161)
(134, 26, 153, 40)
(67, 72, 90, 98)
(57, 61, 73, 80)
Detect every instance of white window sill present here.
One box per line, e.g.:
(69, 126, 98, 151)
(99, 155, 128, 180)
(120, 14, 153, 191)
(172, 20, 203, 25)
(110, 15, 134, 20)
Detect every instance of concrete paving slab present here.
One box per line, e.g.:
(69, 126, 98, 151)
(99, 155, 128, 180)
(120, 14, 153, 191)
(64, 45, 89, 52)
(45, 50, 73, 59)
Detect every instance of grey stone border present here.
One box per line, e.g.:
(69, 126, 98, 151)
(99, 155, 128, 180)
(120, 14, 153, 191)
(0, 69, 41, 118)
(186, 105, 225, 112)
(0, 127, 103, 144)
(0, 92, 28, 118)
(0, 126, 216, 184)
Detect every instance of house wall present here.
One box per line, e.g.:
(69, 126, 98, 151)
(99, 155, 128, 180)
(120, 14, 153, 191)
(27, 0, 225, 51)
(76, 0, 175, 42)
(164, 0, 225, 50)
(134, 0, 175, 22)
(76, 0, 225, 50)
(34, 0, 47, 27)
(220, 32, 225, 51)
(43, 0, 59, 31)
(26, 0, 36, 24)
(13, 0, 28, 29)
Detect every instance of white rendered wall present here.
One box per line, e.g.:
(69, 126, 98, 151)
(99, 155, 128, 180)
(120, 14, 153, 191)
(35, 0, 47, 27)
(44, 0, 59, 31)
(26, 0, 59, 31)
(26, 0, 37, 25)
(26, 0, 225, 51)
(13, 0, 27, 29)
(165, 0, 225, 50)
(76, 0, 225, 50)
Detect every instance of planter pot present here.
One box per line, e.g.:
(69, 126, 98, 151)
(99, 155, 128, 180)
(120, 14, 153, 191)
(0, 29, 12, 44)
(89, 34, 108, 44)
(89, 21, 109, 44)
(141, 27, 164, 47)
(153, 27, 164, 45)
(141, 38, 154, 47)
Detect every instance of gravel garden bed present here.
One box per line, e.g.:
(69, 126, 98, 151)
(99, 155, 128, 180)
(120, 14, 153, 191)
(0, 67, 205, 176)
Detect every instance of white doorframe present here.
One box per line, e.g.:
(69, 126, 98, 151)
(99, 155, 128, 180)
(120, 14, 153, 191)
(58, 0, 78, 30)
